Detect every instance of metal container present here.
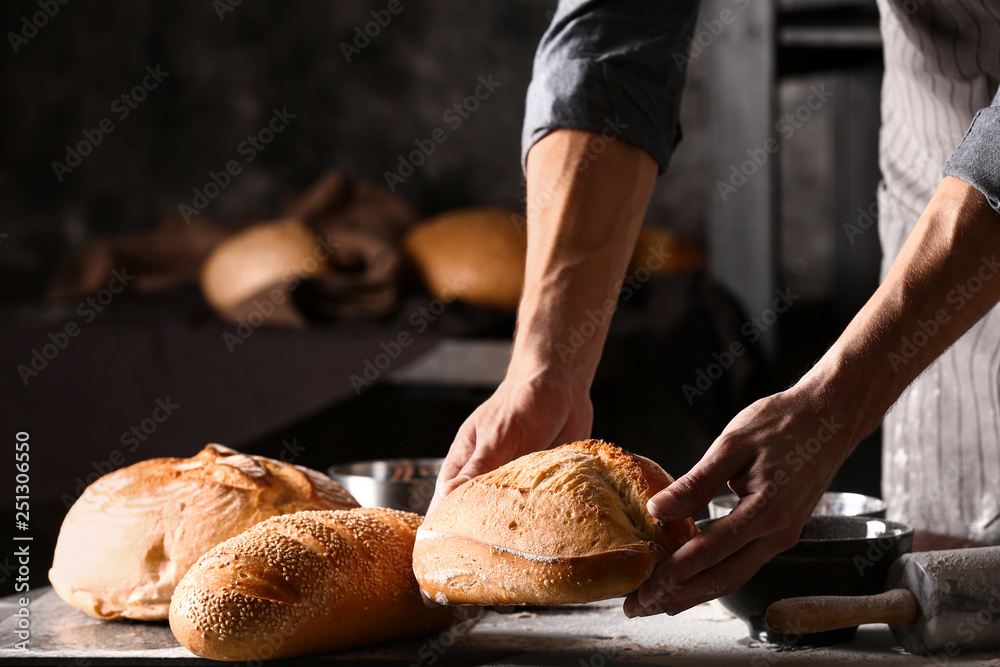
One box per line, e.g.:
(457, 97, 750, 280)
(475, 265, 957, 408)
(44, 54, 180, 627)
(708, 491, 886, 520)
(328, 458, 443, 515)
(701, 515, 913, 647)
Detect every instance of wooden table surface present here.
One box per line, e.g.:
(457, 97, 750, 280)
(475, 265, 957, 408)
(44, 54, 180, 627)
(4, 587, 1000, 666)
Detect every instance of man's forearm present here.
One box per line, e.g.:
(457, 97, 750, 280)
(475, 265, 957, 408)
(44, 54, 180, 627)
(803, 176, 1000, 444)
(512, 129, 658, 389)
(429, 129, 660, 506)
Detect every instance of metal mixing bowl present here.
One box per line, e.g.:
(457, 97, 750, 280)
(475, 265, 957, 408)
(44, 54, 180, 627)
(709, 491, 886, 520)
(328, 458, 443, 515)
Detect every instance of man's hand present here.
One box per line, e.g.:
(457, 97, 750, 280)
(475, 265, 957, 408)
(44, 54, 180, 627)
(430, 365, 592, 513)
(625, 176, 1000, 618)
(428, 128, 659, 513)
(624, 378, 856, 616)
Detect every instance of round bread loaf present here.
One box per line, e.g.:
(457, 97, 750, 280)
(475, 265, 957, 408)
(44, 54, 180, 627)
(403, 207, 526, 310)
(169, 508, 457, 661)
(200, 219, 328, 314)
(48, 444, 358, 621)
(412, 440, 697, 606)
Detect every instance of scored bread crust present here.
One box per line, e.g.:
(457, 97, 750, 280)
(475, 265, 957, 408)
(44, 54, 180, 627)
(169, 508, 456, 662)
(48, 444, 358, 621)
(413, 439, 697, 605)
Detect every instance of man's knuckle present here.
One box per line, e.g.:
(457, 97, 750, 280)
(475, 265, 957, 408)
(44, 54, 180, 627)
(773, 529, 800, 552)
(713, 433, 739, 458)
(651, 576, 680, 602)
(772, 503, 795, 527)
(708, 576, 735, 598)
(679, 473, 709, 502)
(747, 513, 774, 534)
(685, 541, 718, 569)
(758, 506, 792, 533)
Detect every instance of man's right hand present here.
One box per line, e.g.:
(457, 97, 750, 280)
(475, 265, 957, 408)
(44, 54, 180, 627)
(425, 129, 659, 515)
(429, 364, 593, 514)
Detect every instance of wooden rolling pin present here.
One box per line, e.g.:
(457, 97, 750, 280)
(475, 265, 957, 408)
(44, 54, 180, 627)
(766, 547, 1000, 655)
(767, 588, 917, 633)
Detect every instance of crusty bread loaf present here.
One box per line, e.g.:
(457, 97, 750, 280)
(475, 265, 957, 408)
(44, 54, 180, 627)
(200, 218, 328, 315)
(170, 508, 456, 661)
(413, 440, 697, 606)
(403, 207, 526, 310)
(49, 444, 358, 621)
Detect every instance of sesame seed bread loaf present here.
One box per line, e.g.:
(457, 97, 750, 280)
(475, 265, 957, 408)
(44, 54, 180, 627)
(169, 508, 456, 661)
(49, 444, 358, 621)
(412, 440, 698, 606)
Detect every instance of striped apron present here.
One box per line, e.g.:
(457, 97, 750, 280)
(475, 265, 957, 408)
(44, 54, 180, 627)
(877, 0, 1000, 541)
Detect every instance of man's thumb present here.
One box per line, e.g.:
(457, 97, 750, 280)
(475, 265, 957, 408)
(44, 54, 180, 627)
(427, 474, 470, 515)
(647, 471, 720, 521)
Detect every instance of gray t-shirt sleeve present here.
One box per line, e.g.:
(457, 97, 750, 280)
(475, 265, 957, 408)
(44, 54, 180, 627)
(521, 0, 701, 174)
(943, 86, 1000, 214)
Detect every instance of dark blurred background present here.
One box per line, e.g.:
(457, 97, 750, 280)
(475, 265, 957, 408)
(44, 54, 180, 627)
(1, 0, 885, 590)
